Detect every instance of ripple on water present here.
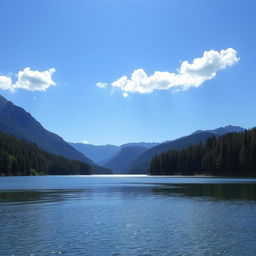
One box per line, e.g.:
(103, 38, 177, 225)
(0, 176, 256, 256)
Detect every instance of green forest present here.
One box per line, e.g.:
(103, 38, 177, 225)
(0, 132, 91, 176)
(149, 128, 256, 176)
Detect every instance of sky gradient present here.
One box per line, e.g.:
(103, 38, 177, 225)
(0, 0, 255, 145)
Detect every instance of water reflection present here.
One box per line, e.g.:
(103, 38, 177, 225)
(0, 189, 89, 205)
(151, 183, 256, 201)
(1, 182, 256, 206)
(1, 177, 256, 256)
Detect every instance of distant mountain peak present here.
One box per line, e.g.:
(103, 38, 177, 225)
(192, 130, 204, 135)
(221, 125, 245, 131)
(192, 125, 245, 136)
(104, 145, 148, 173)
(70, 141, 160, 166)
(120, 142, 159, 149)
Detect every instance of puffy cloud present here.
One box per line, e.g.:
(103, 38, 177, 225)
(97, 48, 239, 97)
(0, 67, 56, 92)
(14, 67, 56, 91)
(0, 76, 12, 90)
(82, 140, 89, 144)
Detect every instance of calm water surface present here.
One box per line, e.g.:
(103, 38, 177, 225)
(0, 175, 256, 256)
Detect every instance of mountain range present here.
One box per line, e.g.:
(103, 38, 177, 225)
(69, 143, 120, 165)
(104, 146, 149, 173)
(70, 142, 159, 166)
(72, 125, 244, 174)
(0, 95, 111, 174)
(0, 94, 246, 175)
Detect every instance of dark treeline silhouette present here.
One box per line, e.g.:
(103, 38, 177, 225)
(149, 128, 256, 176)
(0, 132, 91, 176)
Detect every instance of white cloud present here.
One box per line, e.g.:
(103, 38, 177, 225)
(82, 140, 89, 144)
(97, 48, 239, 97)
(122, 92, 129, 98)
(14, 67, 56, 91)
(0, 76, 12, 90)
(0, 67, 56, 92)
(96, 82, 107, 88)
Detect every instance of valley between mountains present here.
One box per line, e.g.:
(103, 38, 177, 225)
(0, 92, 248, 176)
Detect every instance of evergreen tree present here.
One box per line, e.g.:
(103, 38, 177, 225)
(149, 128, 256, 177)
(0, 132, 91, 176)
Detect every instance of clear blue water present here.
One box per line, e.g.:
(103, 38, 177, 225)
(0, 175, 256, 256)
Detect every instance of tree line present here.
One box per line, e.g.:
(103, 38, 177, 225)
(149, 128, 256, 176)
(0, 132, 91, 176)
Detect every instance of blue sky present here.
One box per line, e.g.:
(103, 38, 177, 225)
(0, 0, 255, 145)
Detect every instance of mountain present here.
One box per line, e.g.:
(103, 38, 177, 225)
(0, 131, 91, 176)
(69, 143, 119, 165)
(0, 95, 111, 174)
(192, 125, 245, 136)
(104, 146, 148, 173)
(129, 126, 245, 174)
(120, 142, 159, 149)
(70, 142, 159, 166)
(149, 127, 256, 177)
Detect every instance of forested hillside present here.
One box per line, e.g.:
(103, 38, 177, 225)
(0, 95, 94, 164)
(0, 132, 91, 176)
(149, 128, 256, 176)
(130, 126, 244, 174)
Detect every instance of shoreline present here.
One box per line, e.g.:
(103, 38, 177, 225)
(1, 174, 256, 179)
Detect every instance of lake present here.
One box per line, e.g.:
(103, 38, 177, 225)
(0, 175, 256, 256)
